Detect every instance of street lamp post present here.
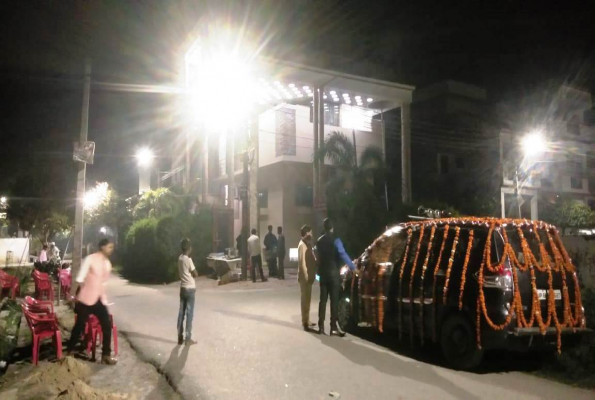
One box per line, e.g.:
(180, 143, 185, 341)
(136, 148, 154, 194)
(512, 131, 547, 218)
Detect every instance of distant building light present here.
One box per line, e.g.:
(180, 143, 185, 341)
(329, 90, 337, 95)
(367, 98, 374, 102)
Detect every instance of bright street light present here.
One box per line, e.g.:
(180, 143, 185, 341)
(99, 226, 107, 234)
(84, 182, 109, 211)
(136, 148, 154, 167)
(0, 196, 6, 205)
(187, 52, 257, 130)
(521, 131, 547, 158)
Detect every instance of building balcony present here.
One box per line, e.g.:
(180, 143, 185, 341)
(258, 104, 383, 168)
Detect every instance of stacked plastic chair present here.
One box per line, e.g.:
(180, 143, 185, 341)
(0, 269, 20, 299)
(32, 270, 54, 302)
(21, 296, 62, 365)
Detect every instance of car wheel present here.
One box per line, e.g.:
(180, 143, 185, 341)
(338, 293, 356, 332)
(440, 314, 484, 370)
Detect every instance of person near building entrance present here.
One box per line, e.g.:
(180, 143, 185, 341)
(67, 238, 118, 365)
(264, 225, 278, 278)
(298, 225, 317, 331)
(277, 226, 286, 279)
(177, 238, 198, 345)
(316, 218, 356, 336)
(247, 229, 267, 282)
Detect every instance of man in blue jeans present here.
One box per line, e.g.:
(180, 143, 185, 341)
(178, 238, 197, 345)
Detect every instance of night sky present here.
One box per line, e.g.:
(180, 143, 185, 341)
(1, 0, 593, 200)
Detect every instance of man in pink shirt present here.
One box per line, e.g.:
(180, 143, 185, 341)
(38, 244, 48, 263)
(67, 238, 117, 365)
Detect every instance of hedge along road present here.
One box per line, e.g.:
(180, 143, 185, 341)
(105, 275, 594, 400)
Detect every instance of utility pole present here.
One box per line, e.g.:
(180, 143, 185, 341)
(241, 148, 249, 280)
(71, 59, 92, 295)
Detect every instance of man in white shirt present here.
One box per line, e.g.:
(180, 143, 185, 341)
(178, 238, 197, 345)
(247, 228, 267, 283)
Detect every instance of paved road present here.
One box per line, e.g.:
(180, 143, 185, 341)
(107, 273, 593, 400)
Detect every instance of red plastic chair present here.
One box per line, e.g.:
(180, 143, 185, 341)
(85, 314, 118, 360)
(0, 269, 20, 300)
(24, 296, 55, 314)
(59, 270, 71, 299)
(21, 304, 63, 365)
(33, 270, 54, 302)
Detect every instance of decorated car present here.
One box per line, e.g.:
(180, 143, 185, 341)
(337, 215, 589, 370)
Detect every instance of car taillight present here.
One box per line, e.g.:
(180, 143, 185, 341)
(483, 265, 513, 290)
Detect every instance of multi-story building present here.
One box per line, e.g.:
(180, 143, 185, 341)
(500, 84, 595, 219)
(405, 80, 500, 215)
(172, 40, 415, 259)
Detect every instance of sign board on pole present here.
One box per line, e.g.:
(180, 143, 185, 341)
(73, 141, 96, 164)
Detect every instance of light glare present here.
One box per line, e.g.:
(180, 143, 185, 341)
(522, 132, 547, 158)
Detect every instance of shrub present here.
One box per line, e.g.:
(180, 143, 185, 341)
(121, 211, 213, 283)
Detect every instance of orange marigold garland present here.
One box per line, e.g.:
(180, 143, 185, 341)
(419, 225, 436, 344)
(408, 226, 425, 343)
(432, 225, 450, 341)
(378, 265, 386, 333)
(398, 228, 413, 339)
(458, 230, 475, 310)
(385, 217, 584, 353)
(442, 226, 461, 304)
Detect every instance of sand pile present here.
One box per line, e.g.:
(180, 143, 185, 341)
(17, 357, 135, 400)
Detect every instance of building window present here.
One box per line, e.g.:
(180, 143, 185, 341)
(258, 190, 268, 208)
(587, 152, 595, 170)
(438, 154, 450, 174)
(276, 107, 296, 156)
(454, 156, 465, 170)
(541, 178, 553, 188)
(571, 177, 583, 190)
(566, 159, 583, 172)
(295, 186, 313, 207)
(310, 103, 340, 127)
(568, 115, 580, 135)
(589, 178, 595, 194)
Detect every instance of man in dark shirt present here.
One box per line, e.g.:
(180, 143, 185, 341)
(264, 225, 278, 278)
(316, 218, 355, 336)
(277, 226, 286, 279)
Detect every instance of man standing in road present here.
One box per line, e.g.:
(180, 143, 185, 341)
(298, 225, 317, 331)
(316, 218, 356, 336)
(67, 238, 118, 365)
(177, 238, 197, 345)
(264, 225, 278, 278)
(247, 228, 267, 282)
(277, 226, 286, 280)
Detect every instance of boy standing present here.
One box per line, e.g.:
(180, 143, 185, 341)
(178, 238, 198, 345)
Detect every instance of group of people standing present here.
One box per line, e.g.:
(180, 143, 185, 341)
(298, 218, 355, 336)
(244, 225, 286, 282)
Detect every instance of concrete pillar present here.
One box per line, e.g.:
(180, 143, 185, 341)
(249, 118, 259, 235)
(501, 189, 506, 218)
(313, 88, 320, 207)
(401, 102, 412, 203)
(531, 194, 538, 221)
(318, 87, 325, 205)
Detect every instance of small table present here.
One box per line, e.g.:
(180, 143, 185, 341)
(206, 256, 242, 285)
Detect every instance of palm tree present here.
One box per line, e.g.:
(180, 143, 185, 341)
(315, 131, 386, 195)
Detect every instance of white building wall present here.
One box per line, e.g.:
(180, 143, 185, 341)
(258, 104, 382, 168)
